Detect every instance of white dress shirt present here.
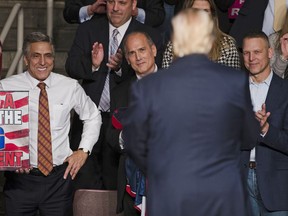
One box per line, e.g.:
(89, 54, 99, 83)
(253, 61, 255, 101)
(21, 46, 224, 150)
(79, 6, 92, 23)
(109, 18, 132, 50)
(0, 72, 102, 167)
(249, 71, 273, 161)
(135, 8, 146, 24)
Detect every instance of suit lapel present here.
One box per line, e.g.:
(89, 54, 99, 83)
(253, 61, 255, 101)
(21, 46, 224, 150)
(265, 73, 283, 112)
(101, 19, 110, 64)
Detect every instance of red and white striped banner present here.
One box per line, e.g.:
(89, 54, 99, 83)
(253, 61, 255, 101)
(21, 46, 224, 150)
(0, 91, 30, 170)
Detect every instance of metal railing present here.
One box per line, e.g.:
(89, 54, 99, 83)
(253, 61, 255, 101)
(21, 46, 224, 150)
(0, 3, 24, 78)
(47, 0, 54, 37)
(1, 0, 54, 78)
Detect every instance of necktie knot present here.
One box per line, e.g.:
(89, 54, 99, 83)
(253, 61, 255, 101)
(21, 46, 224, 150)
(112, 29, 119, 38)
(37, 82, 46, 90)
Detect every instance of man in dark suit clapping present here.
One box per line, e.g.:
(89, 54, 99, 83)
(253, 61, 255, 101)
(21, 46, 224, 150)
(66, 0, 163, 190)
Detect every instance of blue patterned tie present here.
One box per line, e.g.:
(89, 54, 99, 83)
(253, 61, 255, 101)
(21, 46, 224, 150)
(99, 29, 119, 112)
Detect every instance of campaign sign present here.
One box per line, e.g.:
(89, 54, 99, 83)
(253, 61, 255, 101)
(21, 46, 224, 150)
(0, 91, 30, 170)
(228, 0, 245, 19)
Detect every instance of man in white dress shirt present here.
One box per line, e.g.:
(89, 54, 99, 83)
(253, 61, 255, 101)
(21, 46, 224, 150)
(0, 32, 102, 216)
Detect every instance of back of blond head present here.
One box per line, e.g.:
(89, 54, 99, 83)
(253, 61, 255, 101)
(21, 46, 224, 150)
(172, 8, 215, 57)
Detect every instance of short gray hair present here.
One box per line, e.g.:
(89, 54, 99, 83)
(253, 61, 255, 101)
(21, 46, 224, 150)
(23, 32, 55, 57)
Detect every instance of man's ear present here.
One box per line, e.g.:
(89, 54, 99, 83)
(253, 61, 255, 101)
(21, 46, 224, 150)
(132, 0, 137, 11)
(268, 47, 273, 59)
(126, 56, 131, 65)
(24, 56, 28, 66)
(152, 44, 157, 57)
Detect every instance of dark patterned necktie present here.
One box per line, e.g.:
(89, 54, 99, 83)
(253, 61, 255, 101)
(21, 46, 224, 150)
(99, 28, 119, 112)
(37, 82, 53, 176)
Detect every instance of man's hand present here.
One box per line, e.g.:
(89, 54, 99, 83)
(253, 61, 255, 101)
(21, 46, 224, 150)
(87, 0, 107, 16)
(92, 42, 104, 69)
(63, 150, 88, 180)
(280, 33, 288, 61)
(15, 167, 33, 174)
(255, 103, 271, 135)
(107, 48, 123, 71)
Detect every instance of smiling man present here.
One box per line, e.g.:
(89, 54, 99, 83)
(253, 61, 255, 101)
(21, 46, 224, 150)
(105, 31, 157, 215)
(242, 31, 288, 216)
(124, 31, 157, 78)
(0, 32, 102, 216)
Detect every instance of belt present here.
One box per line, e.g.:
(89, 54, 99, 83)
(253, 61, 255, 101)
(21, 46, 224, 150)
(100, 111, 110, 117)
(248, 161, 256, 169)
(29, 163, 67, 177)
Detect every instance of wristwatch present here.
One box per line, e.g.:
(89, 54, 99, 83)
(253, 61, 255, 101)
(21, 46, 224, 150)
(78, 148, 90, 154)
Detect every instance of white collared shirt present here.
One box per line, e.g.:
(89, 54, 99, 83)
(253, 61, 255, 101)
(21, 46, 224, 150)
(135, 8, 145, 24)
(0, 72, 102, 167)
(108, 18, 132, 76)
(109, 18, 132, 51)
(249, 71, 273, 161)
(79, 6, 92, 23)
(136, 64, 158, 80)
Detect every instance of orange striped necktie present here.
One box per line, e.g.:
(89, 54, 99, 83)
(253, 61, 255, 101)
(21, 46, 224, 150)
(37, 82, 53, 176)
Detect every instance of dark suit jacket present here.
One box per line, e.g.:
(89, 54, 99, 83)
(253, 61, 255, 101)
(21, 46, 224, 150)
(123, 54, 258, 216)
(63, 0, 165, 27)
(66, 16, 163, 107)
(242, 73, 288, 211)
(65, 16, 163, 189)
(105, 76, 136, 213)
(107, 77, 136, 152)
(229, 0, 269, 48)
(63, 0, 95, 24)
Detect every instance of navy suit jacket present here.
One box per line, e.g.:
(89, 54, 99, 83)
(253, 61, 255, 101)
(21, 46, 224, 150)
(242, 73, 288, 211)
(123, 54, 258, 216)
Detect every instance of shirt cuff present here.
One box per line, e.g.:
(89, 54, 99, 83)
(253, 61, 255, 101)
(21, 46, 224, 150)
(135, 8, 145, 24)
(92, 65, 100, 72)
(115, 68, 122, 76)
(119, 131, 124, 150)
(79, 6, 93, 23)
